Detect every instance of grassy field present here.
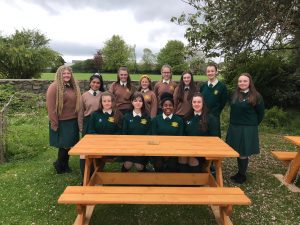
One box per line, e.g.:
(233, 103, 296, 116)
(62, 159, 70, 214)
(1, 92, 300, 225)
(40, 73, 208, 81)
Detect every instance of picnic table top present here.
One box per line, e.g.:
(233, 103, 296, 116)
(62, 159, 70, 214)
(284, 136, 300, 147)
(69, 134, 239, 158)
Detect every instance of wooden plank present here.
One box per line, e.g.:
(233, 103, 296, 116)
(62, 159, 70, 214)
(95, 172, 210, 185)
(63, 186, 246, 195)
(58, 193, 251, 205)
(284, 151, 300, 183)
(211, 206, 233, 225)
(284, 136, 300, 146)
(271, 151, 297, 160)
(73, 205, 95, 225)
(273, 174, 300, 193)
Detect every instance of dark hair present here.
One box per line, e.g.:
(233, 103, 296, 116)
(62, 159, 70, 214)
(89, 74, 105, 92)
(232, 73, 260, 106)
(185, 92, 209, 132)
(206, 63, 218, 71)
(176, 71, 197, 103)
(130, 92, 148, 117)
(160, 92, 174, 107)
(99, 91, 122, 124)
(117, 66, 132, 90)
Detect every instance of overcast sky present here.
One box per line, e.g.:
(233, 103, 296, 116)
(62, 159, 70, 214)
(0, 0, 195, 63)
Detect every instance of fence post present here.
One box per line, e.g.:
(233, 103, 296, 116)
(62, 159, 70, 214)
(0, 95, 14, 164)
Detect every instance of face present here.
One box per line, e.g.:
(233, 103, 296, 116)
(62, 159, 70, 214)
(140, 78, 150, 89)
(90, 78, 101, 91)
(102, 95, 113, 111)
(182, 73, 192, 86)
(162, 100, 174, 116)
(62, 69, 72, 83)
(118, 70, 128, 83)
(132, 97, 143, 110)
(238, 75, 250, 91)
(206, 66, 217, 81)
(192, 96, 203, 113)
(161, 67, 171, 80)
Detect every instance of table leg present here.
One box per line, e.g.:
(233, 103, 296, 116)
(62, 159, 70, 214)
(214, 159, 223, 187)
(284, 149, 300, 184)
(83, 158, 92, 186)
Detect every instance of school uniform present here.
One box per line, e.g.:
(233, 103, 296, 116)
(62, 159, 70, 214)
(141, 89, 158, 118)
(200, 80, 227, 137)
(151, 113, 184, 172)
(226, 91, 265, 157)
(173, 86, 193, 118)
(154, 80, 177, 114)
(122, 111, 151, 165)
(109, 82, 136, 115)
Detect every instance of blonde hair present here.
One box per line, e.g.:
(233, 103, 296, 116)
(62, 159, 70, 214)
(55, 65, 81, 116)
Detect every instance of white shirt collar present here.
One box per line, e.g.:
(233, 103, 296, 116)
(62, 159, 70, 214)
(102, 109, 112, 115)
(194, 112, 202, 116)
(162, 79, 170, 84)
(120, 81, 127, 86)
(162, 113, 173, 120)
(241, 89, 249, 93)
(208, 79, 218, 87)
(88, 89, 100, 95)
(133, 111, 142, 117)
(141, 88, 149, 93)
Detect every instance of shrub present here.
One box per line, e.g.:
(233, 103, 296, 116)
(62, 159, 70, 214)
(263, 106, 290, 128)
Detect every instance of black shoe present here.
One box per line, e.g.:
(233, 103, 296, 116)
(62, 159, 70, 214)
(230, 173, 240, 181)
(53, 161, 64, 174)
(231, 173, 246, 184)
(64, 166, 72, 173)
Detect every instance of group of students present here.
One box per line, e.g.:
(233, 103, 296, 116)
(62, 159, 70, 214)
(46, 63, 264, 184)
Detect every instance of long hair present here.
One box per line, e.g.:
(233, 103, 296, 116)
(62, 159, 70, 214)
(176, 71, 197, 103)
(138, 74, 153, 91)
(130, 92, 148, 117)
(232, 73, 260, 106)
(160, 64, 173, 80)
(116, 66, 132, 90)
(99, 91, 122, 124)
(90, 74, 105, 92)
(185, 92, 209, 132)
(55, 65, 81, 116)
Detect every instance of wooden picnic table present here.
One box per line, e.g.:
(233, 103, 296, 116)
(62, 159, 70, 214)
(58, 134, 251, 225)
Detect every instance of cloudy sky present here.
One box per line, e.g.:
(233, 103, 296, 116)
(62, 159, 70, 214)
(0, 0, 195, 63)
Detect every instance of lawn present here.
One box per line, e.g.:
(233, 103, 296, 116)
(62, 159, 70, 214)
(40, 73, 208, 81)
(0, 93, 300, 225)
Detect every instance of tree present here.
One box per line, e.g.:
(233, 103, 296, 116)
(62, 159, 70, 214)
(0, 29, 60, 79)
(101, 35, 131, 72)
(93, 50, 104, 72)
(140, 48, 157, 73)
(171, 0, 299, 57)
(71, 59, 96, 73)
(157, 40, 188, 74)
(49, 55, 65, 73)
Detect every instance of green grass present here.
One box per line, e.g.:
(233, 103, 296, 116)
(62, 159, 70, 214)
(1, 97, 300, 224)
(40, 73, 208, 81)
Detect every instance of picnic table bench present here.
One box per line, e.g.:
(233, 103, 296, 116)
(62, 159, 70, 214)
(272, 136, 300, 192)
(58, 135, 252, 225)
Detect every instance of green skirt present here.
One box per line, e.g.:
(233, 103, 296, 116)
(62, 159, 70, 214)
(82, 115, 91, 137)
(226, 124, 260, 157)
(49, 118, 79, 148)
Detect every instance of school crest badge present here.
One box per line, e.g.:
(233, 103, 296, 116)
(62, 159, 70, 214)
(214, 90, 219, 95)
(140, 119, 147, 125)
(108, 117, 115, 123)
(144, 95, 150, 100)
(171, 122, 178, 128)
(169, 85, 174, 91)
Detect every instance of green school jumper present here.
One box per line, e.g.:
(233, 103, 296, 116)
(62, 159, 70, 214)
(184, 114, 219, 136)
(87, 111, 121, 134)
(200, 81, 227, 136)
(151, 114, 184, 171)
(226, 92, 265, 157)
(122, 112, 151, 164)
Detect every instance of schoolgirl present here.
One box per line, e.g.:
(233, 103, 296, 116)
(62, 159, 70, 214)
(78, 73, 105, 177)
(109, 66, 136, 115)
(138, 75, 157, 118)
(173, 71, 197, 118)
(46, 65, 81, 174)
(179, 93, 218, 172)
(154, 64, 177, 114)
(122, 92, 151, 172)
(199, 64, 227, 137)
(226, 73, 264, 184)
(151, 92, 184, 172)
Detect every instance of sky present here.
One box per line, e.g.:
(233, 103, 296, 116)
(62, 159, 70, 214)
(0, 0, 195, 63)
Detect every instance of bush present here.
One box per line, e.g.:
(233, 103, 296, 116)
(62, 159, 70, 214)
(262, 106, 290, 128)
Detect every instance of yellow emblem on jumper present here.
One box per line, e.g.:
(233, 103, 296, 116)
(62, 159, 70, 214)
(141, 119, 147, 125)
(108, 117, 115, 123)
(171, 122, 178, 127)
(144, 95, 150, 100)
(169, 85, 174, 91)
(126, 88, 130, 92)
(214, 90, 219, 95)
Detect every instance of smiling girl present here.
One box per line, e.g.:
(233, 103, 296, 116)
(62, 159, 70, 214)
(138, 75, 157, 118)
(226, 73, 265, 184)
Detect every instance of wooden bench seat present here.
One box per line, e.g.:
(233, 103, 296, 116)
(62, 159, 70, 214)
(271, 151, 297, 166)
(58, 186, 251, 225)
